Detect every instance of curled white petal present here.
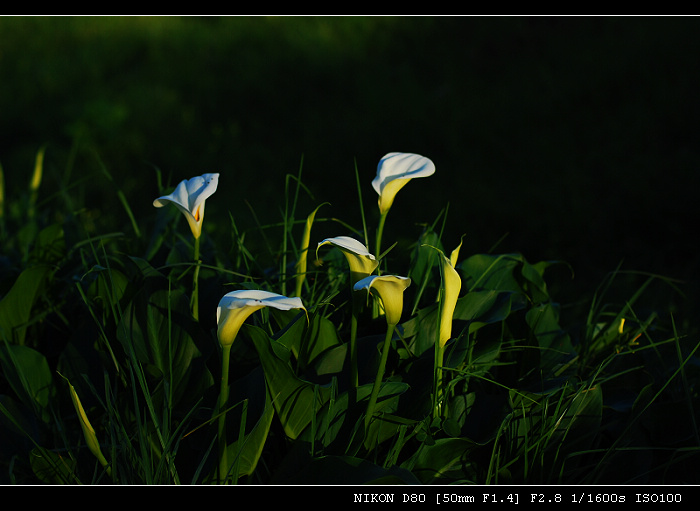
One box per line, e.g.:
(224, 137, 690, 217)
(353, 275, 378, 292)
(154, 173, 219, 212)
(317, 236, 375, 260)
(217, 289, 305, 323)
(372, 153, 435, 196)
(153, 173, 220, 238)
(353, 274, 411, 292)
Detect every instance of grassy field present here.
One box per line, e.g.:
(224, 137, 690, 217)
(0, 16, 698, 485)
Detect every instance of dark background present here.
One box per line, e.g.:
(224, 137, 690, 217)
(1, 16, 698, 322)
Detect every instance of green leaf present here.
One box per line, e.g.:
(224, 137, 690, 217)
(245, 324, 332, 440)
(408, 227, 443, 311)
(400, 289, 525, 359)
(204, 395, 275, 483)
(303, 379, 410, 450)
(116, 287, 213, 410)
(86, 266, 130, 313)
(526, 302, 576, 371)
(271, 308, 342, 374)
(404, 437, 481, 484)
(0, 343, 54, 423)
(30, 447, 78, 484)
(29, 222, 66, 265)
(0, 264, 54, 345)
(459, 253, 555, 304)
(299, 312, 343, 372)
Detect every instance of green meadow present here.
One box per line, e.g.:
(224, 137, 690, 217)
(0, 16, 698, 484)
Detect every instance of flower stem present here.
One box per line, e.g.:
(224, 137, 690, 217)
(191, 236, 201, 321)
(375, 210, 388, 274)
(217, 343, 231, 484)
(349, 293, 362, 394)
(350, 311, 359, 383)
(433, 342, 446, 421)
(365, 323, 396, 431)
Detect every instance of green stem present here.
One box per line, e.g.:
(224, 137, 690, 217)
(191, 236, 201, 321)
(433, 342, 445, 421)
(372, 211, 389, 321)
(217, 343, 231, 484)
(375, 210, 388, 274)
(365, 323, 396, 431)
(349, 293, 361, 393)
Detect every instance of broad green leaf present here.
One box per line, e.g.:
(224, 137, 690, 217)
(303, 379, 410, 450)
(87, 267, 130, 311)
(271, 309, 341, 374)
(459, 253, 554, 304)
(0, 343, 54, 423)
(0, 264, 54, 345)
(29, 222, 66, 265)
(116, 287, 213, 410)
(0, 394, 42, 453)
(312, 343, 346, 376)
(202, 395, 275, 483)
(363, 406, 414, 452)
(298, 313, 342, 371)
(245, 324, 331, 440)
(526, 302, 576, 371)
(404, 437, 481, 484)
(400, 289, 524, 358)
(30, 447, 78, 484)
(460, 253, 523, 293)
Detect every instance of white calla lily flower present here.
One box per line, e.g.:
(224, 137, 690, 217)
(217, 289, 306, 347)
(153, 173, 220, 239)
(372, 153, 435, 215)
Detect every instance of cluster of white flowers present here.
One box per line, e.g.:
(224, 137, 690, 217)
(152, 152, 441, 346)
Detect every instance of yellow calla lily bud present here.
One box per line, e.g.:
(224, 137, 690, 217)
(61, 374, 111, 475)
(439, 253, 462, 348)
(449, 236, 464, 268)
(295, 204, 326, 297)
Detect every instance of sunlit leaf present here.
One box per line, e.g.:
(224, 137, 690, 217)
(245, 324, 332, 440)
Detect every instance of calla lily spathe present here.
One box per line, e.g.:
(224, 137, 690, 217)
(372, 153, 435, 215)
(317, 236, 379, 282)
(439, 251, 462, 348)
(217, 290, 306, 347)
(153, 173, 220, 239)
(354, 274, 411, 326)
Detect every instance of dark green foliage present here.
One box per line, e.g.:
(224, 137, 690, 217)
(0, 17, 698, 485)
